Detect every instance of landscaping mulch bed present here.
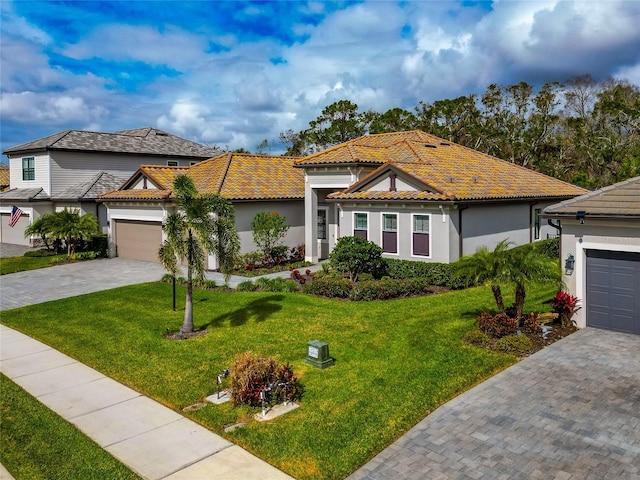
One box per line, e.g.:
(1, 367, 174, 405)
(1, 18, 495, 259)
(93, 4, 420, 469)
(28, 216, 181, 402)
(165, 329, 209, 340)
(525, 322, 578, 354)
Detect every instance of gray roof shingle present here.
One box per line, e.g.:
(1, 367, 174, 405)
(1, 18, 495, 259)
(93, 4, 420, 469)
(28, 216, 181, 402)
(0, 187, 50, 201)
(544, 176, 640, 218)
(3, 127, 218, 159)
(56, 172, 126, 200)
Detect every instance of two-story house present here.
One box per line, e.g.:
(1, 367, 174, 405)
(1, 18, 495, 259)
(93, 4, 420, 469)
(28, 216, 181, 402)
(0, 127, 217, 245)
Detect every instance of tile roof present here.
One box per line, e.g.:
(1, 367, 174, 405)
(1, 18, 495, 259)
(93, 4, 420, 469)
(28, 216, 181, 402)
(3, 127, 218, 158)
(544, 176, 640, 218)
(0, 187, 50, 201)
(56, 172, 126, 200)
(100, 153, 304, 202)
(0, 164, 9, 190)
(321, 132, 587, 202)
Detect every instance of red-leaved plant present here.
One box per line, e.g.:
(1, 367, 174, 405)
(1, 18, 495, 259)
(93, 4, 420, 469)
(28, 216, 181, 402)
(552, 291, 579, 327)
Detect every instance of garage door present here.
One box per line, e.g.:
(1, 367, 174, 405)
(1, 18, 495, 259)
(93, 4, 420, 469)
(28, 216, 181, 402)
(115, 220, 162, 263)
(0, 213, 31, 245)
(586, 250, 640, 335)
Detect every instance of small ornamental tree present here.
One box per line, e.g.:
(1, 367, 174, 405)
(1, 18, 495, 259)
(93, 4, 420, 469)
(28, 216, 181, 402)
(251, 211, 290, 263)
(329, 235, 385, 282)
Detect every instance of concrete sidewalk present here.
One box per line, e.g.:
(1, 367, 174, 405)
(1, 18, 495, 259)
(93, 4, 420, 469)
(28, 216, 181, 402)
(0, 324, 293, 480)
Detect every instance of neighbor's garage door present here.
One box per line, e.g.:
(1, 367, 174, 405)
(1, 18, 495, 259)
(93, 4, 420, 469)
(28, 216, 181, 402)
(586, 250, 640, 335)
(115, 220, 162, 263)
(0, 213, 30, 245)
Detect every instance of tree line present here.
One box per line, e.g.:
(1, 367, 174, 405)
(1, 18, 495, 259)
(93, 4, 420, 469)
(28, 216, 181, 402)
(275, 75, 639, 189)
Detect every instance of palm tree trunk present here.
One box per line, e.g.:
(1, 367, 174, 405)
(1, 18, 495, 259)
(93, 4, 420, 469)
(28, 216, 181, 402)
(515, 283, 526, 323)
(183, 265, 194, 333)
(491, 284, 506, 313)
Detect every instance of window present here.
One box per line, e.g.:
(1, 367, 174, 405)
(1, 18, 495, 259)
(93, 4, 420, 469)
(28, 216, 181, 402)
(534, 208, 541, 240)
(317, 209, 327, 240)
(412, 214, 430, 257)
(22, 157, 35, 181)
(382, 213, 398, 254)
(354, 212, 368, 239)
(167, 161, 178, 167)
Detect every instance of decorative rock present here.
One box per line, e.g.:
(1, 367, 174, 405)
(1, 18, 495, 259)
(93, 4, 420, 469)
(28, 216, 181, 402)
(182, 402, 207, 412)
(224, 422, 247, 432)
(254, 402, 299, 422)
(206, 390, 231, 405)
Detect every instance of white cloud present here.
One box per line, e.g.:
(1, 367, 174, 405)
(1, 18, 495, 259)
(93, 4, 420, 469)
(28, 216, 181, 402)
(0, 91, 107, 124)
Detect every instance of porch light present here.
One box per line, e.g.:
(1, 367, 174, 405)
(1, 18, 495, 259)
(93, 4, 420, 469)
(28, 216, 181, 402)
(565, 254, 575, 274)
(576, 211, 586, 224)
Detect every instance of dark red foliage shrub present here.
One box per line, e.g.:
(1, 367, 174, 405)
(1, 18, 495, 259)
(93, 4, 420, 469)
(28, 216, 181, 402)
(520, 312, 541, 336)
(552, 291, 580, 326)
(477, 312, 518, 339)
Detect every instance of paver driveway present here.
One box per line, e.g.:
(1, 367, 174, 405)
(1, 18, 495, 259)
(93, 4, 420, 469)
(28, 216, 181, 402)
(0, 257, 166, 311)
(349, 328, 640, 480)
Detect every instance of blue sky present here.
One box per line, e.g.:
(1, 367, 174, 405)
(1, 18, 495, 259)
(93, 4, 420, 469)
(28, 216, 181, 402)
(1, 0, 639, 158)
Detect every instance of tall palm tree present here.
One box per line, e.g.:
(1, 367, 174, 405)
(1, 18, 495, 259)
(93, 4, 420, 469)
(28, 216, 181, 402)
(159, 175, 240, 333)
(455, 239, 512, 314)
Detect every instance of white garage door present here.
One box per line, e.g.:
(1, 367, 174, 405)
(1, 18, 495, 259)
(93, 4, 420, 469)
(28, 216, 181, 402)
(115, 220, 162, 263)
(0, 213, 31, 245)
(586, 250, 640, 335)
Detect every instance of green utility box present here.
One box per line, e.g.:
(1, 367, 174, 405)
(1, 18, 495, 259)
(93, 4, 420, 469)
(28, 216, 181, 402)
(304, 340, 335, 369)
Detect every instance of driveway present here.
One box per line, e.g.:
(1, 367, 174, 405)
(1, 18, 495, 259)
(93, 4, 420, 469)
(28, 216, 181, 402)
(349, 328, 640, 479)
(0, 257, 167, 311)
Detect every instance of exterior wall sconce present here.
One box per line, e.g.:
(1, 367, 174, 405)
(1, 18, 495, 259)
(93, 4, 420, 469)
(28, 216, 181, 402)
(576, 211, 586, 224)
(565, 254, 575, 274)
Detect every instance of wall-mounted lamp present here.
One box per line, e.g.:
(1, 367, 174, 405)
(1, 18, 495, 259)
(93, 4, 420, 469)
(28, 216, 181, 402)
(576, 211, 586, 224)
(565, 254, 575, 274)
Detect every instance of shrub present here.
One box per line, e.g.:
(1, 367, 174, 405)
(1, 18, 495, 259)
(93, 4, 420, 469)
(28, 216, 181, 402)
(236, 251, 263, 271)
(552, 291, 580, 327)
(201, 279, 217, 290)
(254, 277, 298, 292)
(24, 249, 57, 258)
(236, 280, 259, 292)
(494, 334, 533, 356)
(88, 234, 108, 257)
(520, 312, 541, 336)
(536, 238, 559, 259)
(229, 351, 303, 407)
(251, 211, 290, 264)
(383, 259, 465, 289)
(350, 280, 381, 301)
(289, 244, 305, 263)
(302, 277, 352, 298)
(462, 330, 491, 347)
(329, 236, 385, 282)
(477, 312, 518, 339)
(71, 251, 96, 260)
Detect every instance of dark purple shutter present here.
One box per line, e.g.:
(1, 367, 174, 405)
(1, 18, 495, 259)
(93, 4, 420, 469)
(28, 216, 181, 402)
(354, 229, 367, 240)
(413, 233, 429, 256)
(382, 231, 397, 253)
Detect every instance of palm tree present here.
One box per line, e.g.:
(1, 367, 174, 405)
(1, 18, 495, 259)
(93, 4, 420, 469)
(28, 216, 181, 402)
(455, 239, 512, 314)
(24, 214, 55, 251)
(159, 175, 240, 333)
(505, 243, 561, 320)
(50, 208, 100, 256)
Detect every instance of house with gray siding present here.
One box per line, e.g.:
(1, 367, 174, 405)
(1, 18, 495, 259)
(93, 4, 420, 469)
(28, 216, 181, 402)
(0, 127, 217, 245)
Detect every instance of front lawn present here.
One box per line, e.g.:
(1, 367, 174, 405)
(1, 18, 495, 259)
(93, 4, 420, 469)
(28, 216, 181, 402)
(0, 254, 67, 275)
(0, 374, 140, 480)
(0, 283, 555, 479)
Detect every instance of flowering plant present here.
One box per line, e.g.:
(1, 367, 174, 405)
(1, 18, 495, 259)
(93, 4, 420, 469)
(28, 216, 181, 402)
(552, 291, 579, 326)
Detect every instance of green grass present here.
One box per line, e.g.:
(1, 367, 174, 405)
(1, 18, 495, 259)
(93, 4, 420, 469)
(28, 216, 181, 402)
(0, 283, 555, 479)
(0, 374, 140, 480)
(0, 255, 67, 275)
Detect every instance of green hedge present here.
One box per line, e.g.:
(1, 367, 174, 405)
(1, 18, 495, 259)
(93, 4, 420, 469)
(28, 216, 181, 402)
(383, 259, 465, 289)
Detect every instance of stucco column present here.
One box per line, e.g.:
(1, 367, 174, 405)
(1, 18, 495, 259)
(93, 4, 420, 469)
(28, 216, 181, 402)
(305, 183, 318, 263)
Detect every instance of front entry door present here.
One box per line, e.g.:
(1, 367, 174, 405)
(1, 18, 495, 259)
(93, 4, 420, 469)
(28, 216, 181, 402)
(317, 207, 329, 260)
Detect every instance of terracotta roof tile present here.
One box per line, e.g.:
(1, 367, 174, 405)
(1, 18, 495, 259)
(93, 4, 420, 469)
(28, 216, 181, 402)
(320, 133, 586, 201)
(100, 189, 172, 200)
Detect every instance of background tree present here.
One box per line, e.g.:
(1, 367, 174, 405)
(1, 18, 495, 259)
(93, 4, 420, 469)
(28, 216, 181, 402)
(159, 175, 240, 333)
(300, 99, 366, 151)
(368, 107, 417, 134)
(416, 95, 482, 148)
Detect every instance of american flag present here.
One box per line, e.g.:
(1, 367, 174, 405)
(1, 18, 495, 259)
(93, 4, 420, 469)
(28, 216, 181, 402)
(9, 205, 23, 227)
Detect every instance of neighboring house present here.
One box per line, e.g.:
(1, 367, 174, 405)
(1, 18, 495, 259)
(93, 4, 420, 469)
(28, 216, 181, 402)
(294, 130, 587, 263)
(0, 127, 218, 245)
(0, 163, 9, 191)
(99, 153, 305, 266)
(543, 177, 640, 334)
